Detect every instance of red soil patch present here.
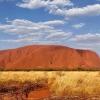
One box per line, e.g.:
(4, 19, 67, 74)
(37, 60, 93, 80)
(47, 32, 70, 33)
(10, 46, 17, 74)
(28, 88, 51, 100)
(0, 45, 100, 70)
(0, 82, 50, 100)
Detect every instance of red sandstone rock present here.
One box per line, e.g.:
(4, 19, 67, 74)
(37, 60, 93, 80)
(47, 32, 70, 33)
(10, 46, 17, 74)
(0, 45, 100, 70)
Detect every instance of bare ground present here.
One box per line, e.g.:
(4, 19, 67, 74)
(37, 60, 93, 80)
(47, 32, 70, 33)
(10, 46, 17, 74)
(0, 94, 100, 100)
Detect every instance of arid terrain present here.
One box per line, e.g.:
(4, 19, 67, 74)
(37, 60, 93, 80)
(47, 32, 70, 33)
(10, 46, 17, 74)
(0, 45, 100, 71)
(0, 71, 100, 100)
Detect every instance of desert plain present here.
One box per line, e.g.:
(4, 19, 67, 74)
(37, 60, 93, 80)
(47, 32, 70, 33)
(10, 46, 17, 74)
(0, 71, 100, 100)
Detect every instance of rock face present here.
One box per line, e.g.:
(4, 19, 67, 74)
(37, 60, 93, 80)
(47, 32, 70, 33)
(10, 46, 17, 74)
(0, 45, 100, 70)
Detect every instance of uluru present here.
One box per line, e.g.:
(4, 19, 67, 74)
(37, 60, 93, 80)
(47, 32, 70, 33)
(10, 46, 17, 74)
(0, 45, 100, 71)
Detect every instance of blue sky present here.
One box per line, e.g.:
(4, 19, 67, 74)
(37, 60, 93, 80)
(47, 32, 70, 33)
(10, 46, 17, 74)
(0, 0, 100, 55)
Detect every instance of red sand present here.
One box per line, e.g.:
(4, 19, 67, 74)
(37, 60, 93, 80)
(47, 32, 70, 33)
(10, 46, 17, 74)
(28, 88, 51, 100)
(0, 45, 100, 70)
(0, 82, 50, 100)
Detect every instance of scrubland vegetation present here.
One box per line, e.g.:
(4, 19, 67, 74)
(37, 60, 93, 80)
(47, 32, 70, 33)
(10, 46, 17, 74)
(0, 71, 100, 97)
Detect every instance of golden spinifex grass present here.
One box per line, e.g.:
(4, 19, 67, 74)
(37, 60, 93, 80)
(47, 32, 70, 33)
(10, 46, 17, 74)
(0, 71, 100, 96)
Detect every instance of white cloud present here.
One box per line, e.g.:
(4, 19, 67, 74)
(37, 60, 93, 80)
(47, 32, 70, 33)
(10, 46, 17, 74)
(0, 19, 64, 34)
(17, 0, 47, 9)
(68, 33, 100, 55)
(72, 23, 85, 29)
(17, 0, 73, 9)
(0, 37, 33, 42)
(65, 4, 100, 17)
(42, 20, 65, 26)
(0, 19, 71, 43)
(16, 0, 73, 18)
(70, 33, 100, 43)
(46, 31, 72, 40)
(17, 1, 100, 18)
(50, 4, 100, 17)
(51, 4, 100, 17)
